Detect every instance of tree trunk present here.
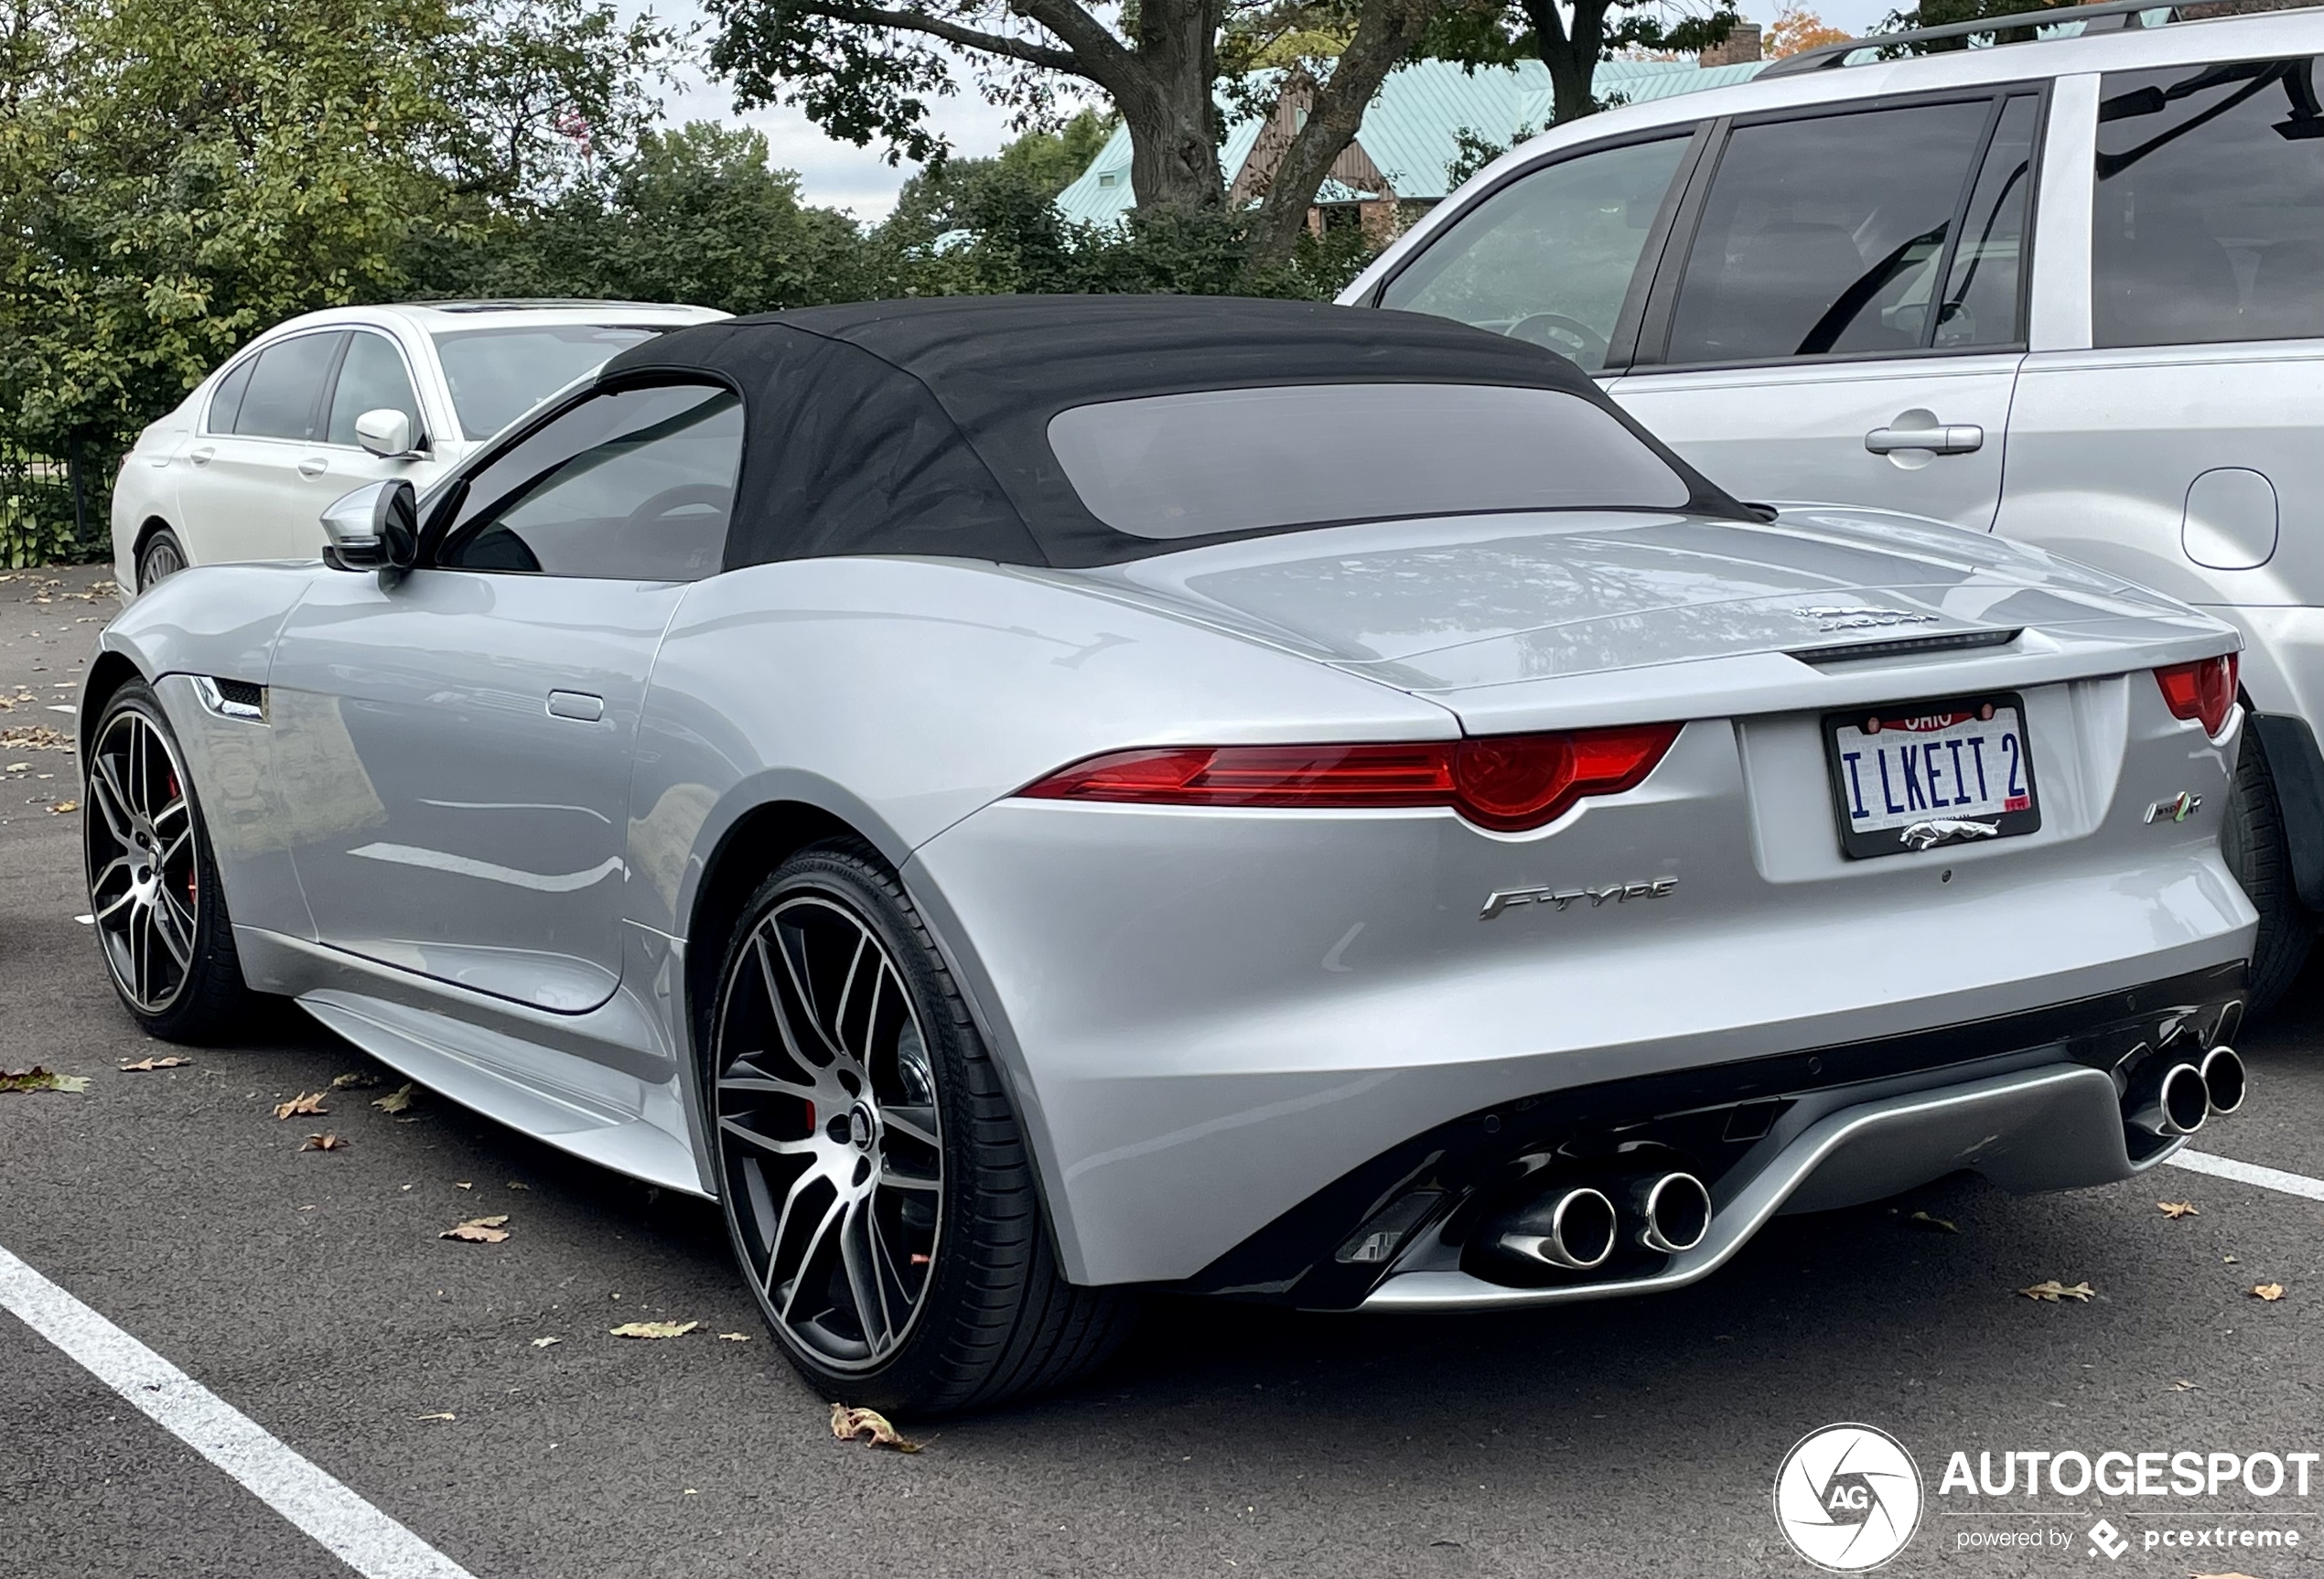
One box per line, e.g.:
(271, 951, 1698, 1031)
(1525, 0, 1609, 124)
(1243, 0, 1443, 269)
(1116, 0, 1225, 209)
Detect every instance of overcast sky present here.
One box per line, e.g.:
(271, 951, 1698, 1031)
(646, 0, 1903, 220)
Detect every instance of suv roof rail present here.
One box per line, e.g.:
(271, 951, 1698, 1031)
(1759, 0, 2213, 77)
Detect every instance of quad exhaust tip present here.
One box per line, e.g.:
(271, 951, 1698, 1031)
(1632, 1171, 1713, 1254)
(1495, 1186, 1619, 1271)
(2200, 1045, 2246, 1116)
(2128, 1060, 2210, 1137)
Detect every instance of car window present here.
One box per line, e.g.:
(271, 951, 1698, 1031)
(325, 331, 424, 447)
(2093, 56, 2324, 348)
(1047, 383, 1692, 540)
(436, 382, 742, 580)
(1377, 137, 1691, 371)
(231, 333, 345, 441)
(1937, 95, 2039, 351)
(1663, 100, 1996, 364)
(207, 357, 256, 435)
(432, 326, 666, 440)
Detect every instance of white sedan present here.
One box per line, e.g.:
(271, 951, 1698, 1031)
(108, 299, 725, 593)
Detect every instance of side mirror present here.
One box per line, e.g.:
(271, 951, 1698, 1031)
(353, 407, 420, 460)
(320, 479, 419, 573)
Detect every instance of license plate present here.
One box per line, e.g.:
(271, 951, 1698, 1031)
(1824, 693, 2041, 860)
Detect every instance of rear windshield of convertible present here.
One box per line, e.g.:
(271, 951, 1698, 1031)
(1046, 382, 1692, 540)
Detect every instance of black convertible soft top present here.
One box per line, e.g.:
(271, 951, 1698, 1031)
(598, 294, 1747, 571)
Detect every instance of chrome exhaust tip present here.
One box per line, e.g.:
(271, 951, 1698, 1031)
(2200, 1045, 2247, 1116)
(1631, 1171, 1713, 1254)
(2128, 1061, 2209, 1137)
(1494, 1186, 1619, 1271)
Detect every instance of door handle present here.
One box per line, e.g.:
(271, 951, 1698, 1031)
(187, 446, 215, 467)
(1865, 424, 1983, 456)
(296, 456, 329, 478)
(546, 690, 605, 723)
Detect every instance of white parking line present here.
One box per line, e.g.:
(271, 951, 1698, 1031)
(2165, 1147, 2324, 1203)
(0, 1242, 477, 1579)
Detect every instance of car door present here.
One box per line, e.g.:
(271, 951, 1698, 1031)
(183, 330, 347, 564)
(1609, 90, 2043, 532)
(293, 328, 441, 544)
(2001, 55, 2324, 707)
(266, 378, 743, 1013)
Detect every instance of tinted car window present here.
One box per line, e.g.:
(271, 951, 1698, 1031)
(325, 331, 423, 447)
(207, 357, 255, 435)
(1665, 101, 1992, 363)
(232, 333, 345, 440)
(1047, 383, 1691, 541)
(1379, 137, 1690, 371)
(438, 382, 741, 580)
(2093, 56, 2324, 347)
(433, 326, 664, 440)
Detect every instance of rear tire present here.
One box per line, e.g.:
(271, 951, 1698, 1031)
(2222, 727, 2311, 1020)
(136, 529, 188, 592)
(82, 680, 253, 1041)
(706, 840, 1137, 1416)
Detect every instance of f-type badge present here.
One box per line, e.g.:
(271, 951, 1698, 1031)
(1480, 876, 1677, 920)
(2145, 791, 2202, 825)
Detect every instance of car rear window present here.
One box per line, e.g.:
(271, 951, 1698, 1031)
(432, 325, 666, 440)
(1045, 382, 1691, 540)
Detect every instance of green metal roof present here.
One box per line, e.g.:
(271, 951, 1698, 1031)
(1053, 57, 1766, 226)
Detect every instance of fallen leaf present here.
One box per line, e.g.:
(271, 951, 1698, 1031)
(300, 1133, 345, 1152)
(119, 1056, 191, 1071)
(608, 1320, 699, 1339)
(272, 1091, 327, 1120)
(454, 1181, 473, 1190)
(2018, 1280, 2096, 1303)
(2251, 1284, 2286, 1302)
(440, 1215, 511, 1243)
(507, 1181, 530, 1190)
(1909, 1210, 1957, 1234)
(531, 1336, 562, 1348)
(716, 1332, 753, 1342)
(830, 1403, 922, 1453)
(2169, 1379, 2200, 1391)
(329, 1070, 381, 1090)
(48, 799, 77, 814)
(2190, 1571, 2261, 1578)
(413, 1412, 456, 1423)
(2224, 1254, 2241, 1264)
(2158, 1200, 2201, 1219)
(0, 1066, 90, 1094)
(372, 1082, 414, 1114)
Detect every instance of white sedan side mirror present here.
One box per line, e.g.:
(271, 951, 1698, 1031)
(354, 407, 419, 459)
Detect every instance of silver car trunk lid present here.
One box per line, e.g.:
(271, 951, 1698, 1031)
(1046, 506, 2232, 727)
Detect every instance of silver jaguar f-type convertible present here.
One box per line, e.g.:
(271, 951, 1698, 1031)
(83, 296, 2255, 1413)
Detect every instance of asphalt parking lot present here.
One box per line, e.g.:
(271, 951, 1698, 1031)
(5, 562, 2324, 1579)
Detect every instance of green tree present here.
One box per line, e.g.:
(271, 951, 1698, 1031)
(704, 0, 1443, 266)
(1426, 0, 1740, 126)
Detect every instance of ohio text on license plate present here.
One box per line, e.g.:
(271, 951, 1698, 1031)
(1824, 693, 2041, 860)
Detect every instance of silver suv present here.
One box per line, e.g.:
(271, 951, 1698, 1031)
(1345, 0, 2324, 1009)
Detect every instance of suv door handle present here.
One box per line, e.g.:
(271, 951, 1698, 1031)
(546, 690, 605, 723)
(1866, 424, 1984, 456)
(296, 456, 330, 478)
(187, 446, 215, 467)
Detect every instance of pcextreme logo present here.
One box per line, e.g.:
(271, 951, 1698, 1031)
(1773, 1423, 1925, 1572)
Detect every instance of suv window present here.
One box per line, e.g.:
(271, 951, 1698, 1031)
(1663, 99, 2010, 364)
(325, 331, 423, 447)
(2093, 56, 2324, 348)
(232, 332, 346, 440)
(1377, 136, 1692, 371)
(436, 382, 742, 581)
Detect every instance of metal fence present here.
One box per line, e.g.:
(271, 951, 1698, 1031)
(0, 440, 110, 568)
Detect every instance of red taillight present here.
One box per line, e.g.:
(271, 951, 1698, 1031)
(2155, 654, 2238, 736)
(1017, 724, 1682, 832)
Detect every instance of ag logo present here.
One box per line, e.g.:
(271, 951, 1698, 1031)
(1772, 1423, 1924, 1572)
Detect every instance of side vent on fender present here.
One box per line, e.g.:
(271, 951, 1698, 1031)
(193, 676, 268, 724)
